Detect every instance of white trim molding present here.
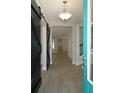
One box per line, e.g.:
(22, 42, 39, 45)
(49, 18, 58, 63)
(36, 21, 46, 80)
(42, 66, 47, 70)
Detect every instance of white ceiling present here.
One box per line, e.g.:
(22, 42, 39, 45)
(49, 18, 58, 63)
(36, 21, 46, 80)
(36, 0, 83, 26)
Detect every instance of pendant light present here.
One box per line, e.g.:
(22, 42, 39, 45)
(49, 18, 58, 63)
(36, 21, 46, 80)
(59, 0, 72, 21)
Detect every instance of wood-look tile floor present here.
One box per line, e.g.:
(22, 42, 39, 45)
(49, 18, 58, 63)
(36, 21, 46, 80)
(38, 51, 82, 93)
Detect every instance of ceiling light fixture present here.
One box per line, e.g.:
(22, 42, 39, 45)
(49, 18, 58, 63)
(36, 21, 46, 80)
(59, 0, 72, 21)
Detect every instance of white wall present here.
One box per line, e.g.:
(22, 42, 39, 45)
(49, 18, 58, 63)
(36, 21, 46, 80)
(63, 39, 68, 51)
(41, 25, 47, 70)
(71, 25, 82, 65)
(68, 31, 72, 59)
(72, 25, 76, 64)
(75, 25, 80, 65)
(80, 27, 83, 44)
(58, 39, 63, 50)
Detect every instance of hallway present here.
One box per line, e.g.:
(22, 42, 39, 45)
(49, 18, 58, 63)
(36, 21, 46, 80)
(38, 51, 82, 93)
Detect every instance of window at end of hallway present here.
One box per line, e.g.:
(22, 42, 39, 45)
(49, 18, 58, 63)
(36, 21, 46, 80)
(52, 40, 55, 50)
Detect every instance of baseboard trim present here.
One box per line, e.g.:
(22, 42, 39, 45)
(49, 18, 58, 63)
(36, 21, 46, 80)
(72, 61, 76, 64)
(75, 62, 80, 66)
(50, 61, 53, 64)
(42, 66, 47, 70)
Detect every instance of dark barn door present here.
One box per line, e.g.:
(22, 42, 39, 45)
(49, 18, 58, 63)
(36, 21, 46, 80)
(31, 0, 42, 93)
(47, 24, 50, 69)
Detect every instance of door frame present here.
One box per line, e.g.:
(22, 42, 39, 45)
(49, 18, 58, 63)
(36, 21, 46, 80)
(83, 0, 93, 93)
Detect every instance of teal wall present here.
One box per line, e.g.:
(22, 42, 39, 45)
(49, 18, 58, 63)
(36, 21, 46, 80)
(88, 81, 93, 93)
